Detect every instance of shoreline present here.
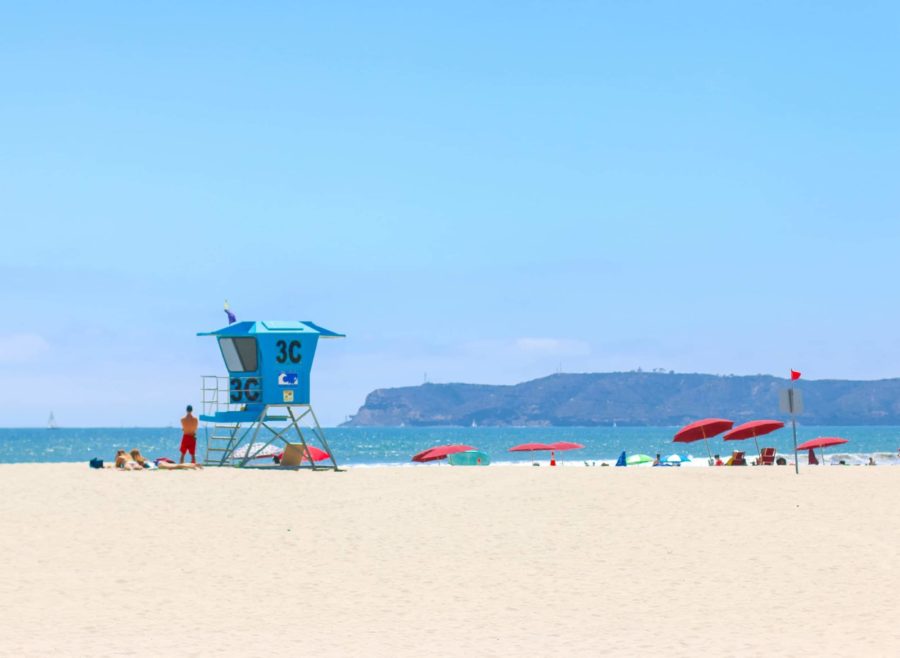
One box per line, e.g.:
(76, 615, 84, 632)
(2, 450, 899, 468)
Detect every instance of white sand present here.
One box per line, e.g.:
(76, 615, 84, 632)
(0, 464, 897, 657)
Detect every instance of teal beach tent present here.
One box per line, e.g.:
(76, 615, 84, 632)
(615, 451, 627, 467)
(448, 450, 490, 466)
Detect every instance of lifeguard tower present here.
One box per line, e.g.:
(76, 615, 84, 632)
(198, 320, 344, 470)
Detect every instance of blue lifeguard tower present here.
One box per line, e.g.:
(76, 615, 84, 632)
(198, 320, 344, 469)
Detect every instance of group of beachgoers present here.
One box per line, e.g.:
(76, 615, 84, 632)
(112, 405, 202, 471)
(114, 448, 203, 470)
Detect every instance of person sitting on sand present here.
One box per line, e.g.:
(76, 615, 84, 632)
(867, 456, 877, 466)
(714, 454, 724, 466)
(652, 453, 661, 466)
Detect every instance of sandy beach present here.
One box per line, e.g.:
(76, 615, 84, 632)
(0, 464, 897, 657)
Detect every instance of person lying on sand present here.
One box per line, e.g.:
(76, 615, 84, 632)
(114, 449, 203, 470)
(137, 449, 203, 470)
(157, 461, 203, 470)
(114, 449, 142, 470)
(130, 449, 156, 469)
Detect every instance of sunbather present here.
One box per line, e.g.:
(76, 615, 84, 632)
(114, 449, 142, 470)
(130, 449, 157, 469)
(115, 449, 202, 470)
(157, 461, 203, 470)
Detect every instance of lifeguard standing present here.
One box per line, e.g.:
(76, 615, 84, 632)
(180, 405, 199, 463)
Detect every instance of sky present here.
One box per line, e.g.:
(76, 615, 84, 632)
(2, 1, 899, 426)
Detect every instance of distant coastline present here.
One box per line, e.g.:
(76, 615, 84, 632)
(344, 371, 900, 427)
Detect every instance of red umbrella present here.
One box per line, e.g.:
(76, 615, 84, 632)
(411, 444, 475, 463)
(300, 445, 330, 462)
(274, 445, 330, 462)
(546, 442, 584, 464)
(548, 441, 585, 451)
(796, 437, 848, 466)
(509, 442, 554, 452)
(673, 418, 734, 460)
(723, 420, 785, 458)
(509, 442, 554, 465)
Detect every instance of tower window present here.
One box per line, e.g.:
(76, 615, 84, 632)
(219, 337, 258, 372)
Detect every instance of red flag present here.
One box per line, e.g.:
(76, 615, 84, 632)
(790, 370, 801, 381)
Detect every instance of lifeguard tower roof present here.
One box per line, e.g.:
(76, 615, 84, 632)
(197, 320, 345, 338)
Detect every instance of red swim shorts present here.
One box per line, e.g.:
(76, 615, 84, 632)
(180, 433, 197, 455)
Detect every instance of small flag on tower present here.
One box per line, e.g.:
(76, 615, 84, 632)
(790, 369, 801, 381)
(224, 300, 236, 325)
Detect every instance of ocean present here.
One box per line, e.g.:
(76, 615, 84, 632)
(1, 425, 898, 466)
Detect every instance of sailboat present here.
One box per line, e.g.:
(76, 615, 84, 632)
(47, 412, 59, 430)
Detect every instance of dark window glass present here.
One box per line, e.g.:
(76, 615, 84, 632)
(219, 337, 258, 372)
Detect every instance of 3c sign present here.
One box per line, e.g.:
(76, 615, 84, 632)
(230, 377, 260, 403)
(276, 340, 302, 364)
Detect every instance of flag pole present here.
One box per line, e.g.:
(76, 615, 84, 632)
(790, 371, 799, 475)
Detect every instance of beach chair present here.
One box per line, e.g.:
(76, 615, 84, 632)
(279, 443, 310, 467)
(759, 447, 776, 465)
(730, 450, 747, 466)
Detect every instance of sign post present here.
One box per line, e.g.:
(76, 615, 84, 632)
(779, 379, 804, 475)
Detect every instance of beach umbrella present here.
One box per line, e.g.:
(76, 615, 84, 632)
(509, 442, 554, 465)
(509, 442, 554, 452)
(545, 441, 584, 464)
(274, 445, 331, 463)
(231, 442, 282, 460)
(626, 454, 653, 466)
(674, 418, 734, 460)
(412, 444, 475, 463)
(548, 441, 585, 451)
(298, 445, 330, 462)
(723, 420, 785, 458)
(796, 437, 848, 466)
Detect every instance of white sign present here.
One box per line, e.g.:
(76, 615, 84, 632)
(779, 388, 804, 415)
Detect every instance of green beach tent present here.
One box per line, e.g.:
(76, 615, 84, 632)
(447, 450, 491, 466)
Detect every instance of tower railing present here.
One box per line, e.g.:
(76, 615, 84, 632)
(200, 375, 263, 417)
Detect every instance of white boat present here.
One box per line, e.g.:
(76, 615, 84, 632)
(48, 412, 59, 430)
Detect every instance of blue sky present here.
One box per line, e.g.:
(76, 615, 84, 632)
(2, 2, 899, 425)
